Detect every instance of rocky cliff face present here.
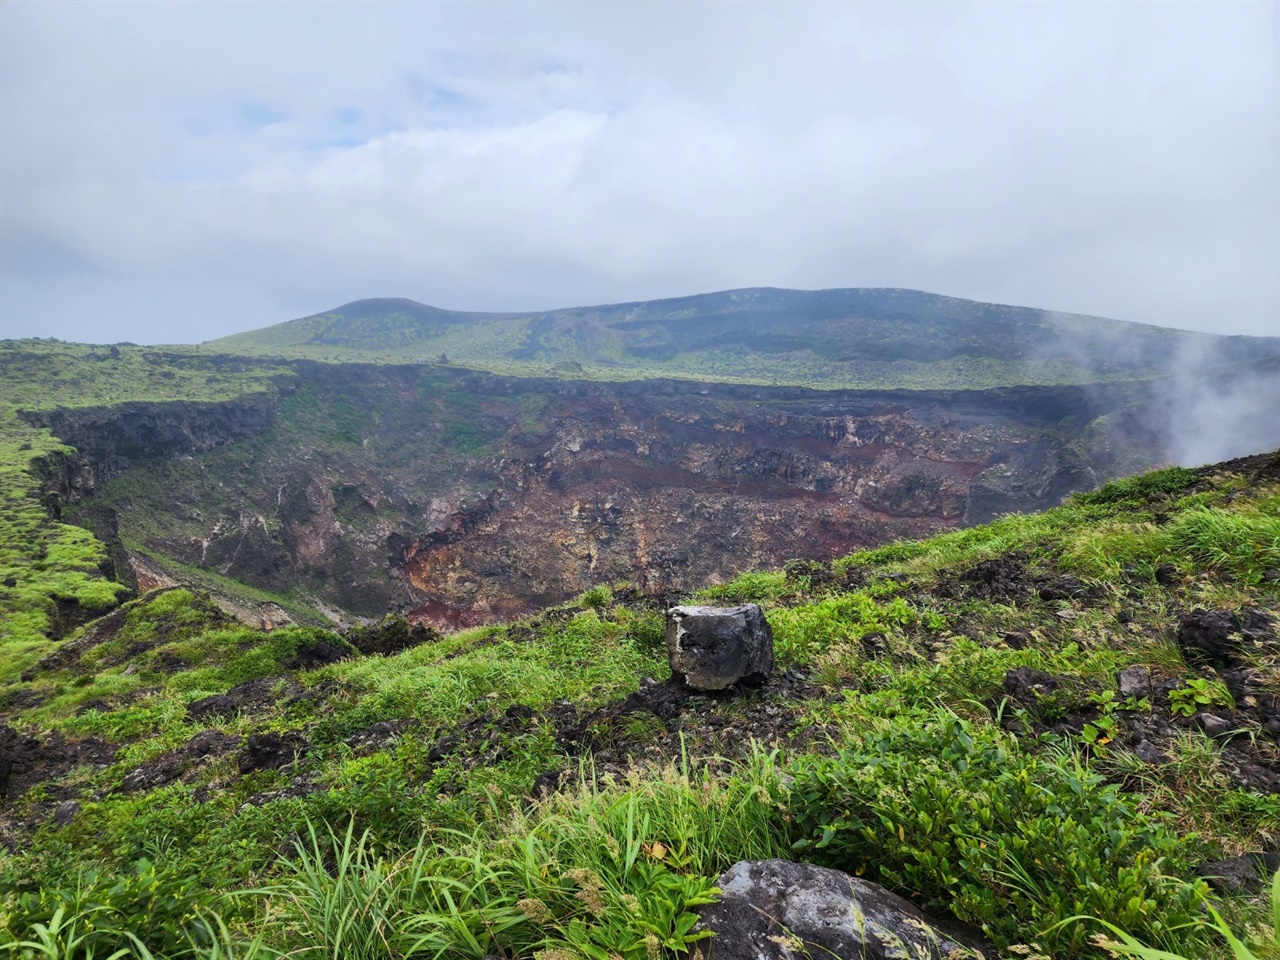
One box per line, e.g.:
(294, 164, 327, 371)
(385, 380, 1114, 628)
(22, 394, 278, 482)
(33, 364, 1162, 630)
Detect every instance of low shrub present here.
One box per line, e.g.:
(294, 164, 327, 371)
(786, 710, 1210, 956)
(1074, 467, 1199, 506)
(3, 857, 238, 957)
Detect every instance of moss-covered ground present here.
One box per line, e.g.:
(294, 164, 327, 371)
(1, 454, 1277, 958)
(0, 341, 294, 674)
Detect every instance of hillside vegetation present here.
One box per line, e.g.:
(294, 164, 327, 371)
(205, 287, 1280, 390)
(0, 341, 293, 657)
(2, 453, 1278, 958)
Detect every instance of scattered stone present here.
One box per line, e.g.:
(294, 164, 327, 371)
(1133, 740, 1167, 764)
(1002, 667, 1060, 703)
(959, 553, 1030, 602)
(1154, 564, 1181, 586)
(187, 694, 237, 722)
(1, 726, 36, 801)
(1001, 629, 1030, 650)
(188, 676, 307, 725)
(119, 730, 238, 794)
(0, 726, 114, 804)
(1197, 852, 1280, 894)
(696, 859, 993, 960)
(1195, 713, 1234, 739)
(1239, 763, 1280, 794)
(239, 776, 322, 809)
(666, 604, 774, 690)
(120, 753, 185, 793)
(345, 719, 414, 756)
(1037, 575, 1087, 601)
(1178, 608, 1277, 666)
(225, 676, 304, 713)
(784, 558, 834, 586)
(1262, 569, 1280, 583)
(51, 800, 80, 826)
(1117, 666, 1152, 700)
(238, 732, 307, 774)
(284, 637, 353, 671)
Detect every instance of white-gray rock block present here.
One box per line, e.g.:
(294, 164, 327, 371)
(697, 859, 993, 959)
(666, 604, 773, 690)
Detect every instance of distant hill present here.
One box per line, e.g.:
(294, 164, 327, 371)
(205, 287, 1280, 390)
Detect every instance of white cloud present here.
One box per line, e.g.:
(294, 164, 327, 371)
(1, 1, 1276, 342)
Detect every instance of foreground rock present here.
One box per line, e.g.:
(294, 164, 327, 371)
(697, 859, 992, 959)
(666, 604, 773, 690)
(1197, 851, 1280, 894)
(1177, 608, 1276, 666)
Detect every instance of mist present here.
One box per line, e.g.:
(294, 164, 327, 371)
(2, 2, 1277, 343)
(1160, 347, 1280, 467)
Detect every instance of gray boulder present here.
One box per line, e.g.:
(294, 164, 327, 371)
(666, 604, 773, 690)
(1117, 665, 1152, 699)
(698, 859, 991, 960)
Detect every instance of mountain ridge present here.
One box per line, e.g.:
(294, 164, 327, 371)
(207, 286, 1280, 391)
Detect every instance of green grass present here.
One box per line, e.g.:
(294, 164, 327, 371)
(202, 287, 1278, 392)
(0, 340, 287, 412)
(3, 457, 1280, 958)
(0, 427, 130, 680)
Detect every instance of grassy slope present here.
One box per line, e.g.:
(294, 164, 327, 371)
(0, 342, 293, 676)
(1, 456, 1278, 958)
(203, 287, 1280, 392)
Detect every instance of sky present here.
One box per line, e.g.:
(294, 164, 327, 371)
(1, 1, 1278, 344)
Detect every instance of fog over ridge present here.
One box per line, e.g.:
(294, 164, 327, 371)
(1, 2, 1276, 344)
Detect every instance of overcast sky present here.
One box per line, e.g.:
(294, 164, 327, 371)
(2, 2, 1277, 344)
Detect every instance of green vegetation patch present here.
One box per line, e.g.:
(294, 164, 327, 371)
(0, 429, 129, 681)
(3, 456, 1280, 958)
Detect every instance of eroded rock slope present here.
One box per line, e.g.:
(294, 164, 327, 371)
(38, 363, 1169, 628)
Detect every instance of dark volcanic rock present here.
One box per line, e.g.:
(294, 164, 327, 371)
(0, 726, 115, 805)
(1117, 666, 1152, 699)
(1197, 852, 1280, 894)
(696, 859, 992, 960)
(120, 730, 240, 793)
(188, 676, 305, 723)
(1194, 713, 1234, 739)
(120, 752, 186, 793)
(187, 694, 238, 722)
(0, 725, 39, 801)
(51, 800, 80, 826)
(284, 636, 353, 670)
(240, 776, 322, 809)
(346, 614, 441, 656)
(1133, 739, 1168, 764)
(1178, 608, 1277, 666)
(958, 553, 1031, 602)
(1037, 575, 1087, 601)
(184, 730, 239, 759)
(666, 604, 774, 690)
(239, 732, 307, 774)
(24, 394, 277, 483)
(1002, 667, 1060, 704)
